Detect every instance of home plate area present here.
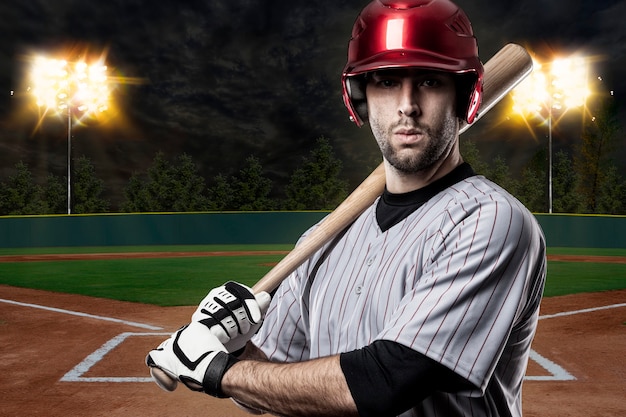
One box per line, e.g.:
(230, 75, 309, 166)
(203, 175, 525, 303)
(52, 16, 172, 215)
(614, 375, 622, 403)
(0, 285, 624, 417)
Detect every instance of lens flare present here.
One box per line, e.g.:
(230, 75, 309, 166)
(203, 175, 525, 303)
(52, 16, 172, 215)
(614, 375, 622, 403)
(510, 54, 590, 140)
(30, 54, 111, 127)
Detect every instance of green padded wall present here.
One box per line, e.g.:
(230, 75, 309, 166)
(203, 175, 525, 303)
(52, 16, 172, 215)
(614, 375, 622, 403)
(0, 213, 624, 249)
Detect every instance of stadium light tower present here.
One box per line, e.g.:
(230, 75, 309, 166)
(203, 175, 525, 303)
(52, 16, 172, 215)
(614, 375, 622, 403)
(30, 55, 110, 214)
(511, 55, 589, 213)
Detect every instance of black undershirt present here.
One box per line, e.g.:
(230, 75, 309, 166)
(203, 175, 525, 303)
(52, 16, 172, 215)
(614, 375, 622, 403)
(340, 163, 477, 416)
(340, 341, 474, 417)
(376, 162, 476, 232)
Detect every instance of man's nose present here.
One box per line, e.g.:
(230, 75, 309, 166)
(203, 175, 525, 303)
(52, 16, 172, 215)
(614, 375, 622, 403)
(398, 82, 421, 118)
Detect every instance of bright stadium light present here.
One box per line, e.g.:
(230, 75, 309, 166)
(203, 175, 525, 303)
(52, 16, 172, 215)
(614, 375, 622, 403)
(511, 54, 589, 213)
(30, 55, 110, 214)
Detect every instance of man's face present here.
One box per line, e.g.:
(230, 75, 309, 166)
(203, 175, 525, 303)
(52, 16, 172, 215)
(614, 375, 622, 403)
(366, 69, 460, 174)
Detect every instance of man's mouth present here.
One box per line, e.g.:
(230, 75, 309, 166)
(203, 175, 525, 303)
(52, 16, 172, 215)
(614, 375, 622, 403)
(395, 128, 422, 135)
(393, 127, 424, 143)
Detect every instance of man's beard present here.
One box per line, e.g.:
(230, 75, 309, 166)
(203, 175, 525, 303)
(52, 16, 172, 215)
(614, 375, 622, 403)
(373, 115, 458, 174)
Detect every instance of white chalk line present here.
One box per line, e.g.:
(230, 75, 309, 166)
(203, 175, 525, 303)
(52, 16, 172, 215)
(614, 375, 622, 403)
(0, 297, 167, 383)
(526, 302, 626, 381)
(60, 332, 170, 383)
(538, 302, 626, 321)
(4, 296, 625, 383)
(526, 350, 576, 381)
(0, 298, 163, 330)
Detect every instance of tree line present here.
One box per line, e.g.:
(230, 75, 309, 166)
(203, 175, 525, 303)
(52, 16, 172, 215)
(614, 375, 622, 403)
(1, 97, 624, 216)
(0, 137, 349, 215)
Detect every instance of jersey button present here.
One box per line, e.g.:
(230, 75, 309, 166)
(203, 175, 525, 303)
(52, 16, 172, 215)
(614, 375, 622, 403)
(355, 285, 362, 295)
(366, 257, 374, 266)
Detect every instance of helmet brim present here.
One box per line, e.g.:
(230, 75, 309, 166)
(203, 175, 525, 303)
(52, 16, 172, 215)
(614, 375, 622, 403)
(344, 49, 482, 77)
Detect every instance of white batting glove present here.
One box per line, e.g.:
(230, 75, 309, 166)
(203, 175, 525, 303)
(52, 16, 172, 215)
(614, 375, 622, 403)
(145, 321, 238, 397)
(192, 282, 271, 354)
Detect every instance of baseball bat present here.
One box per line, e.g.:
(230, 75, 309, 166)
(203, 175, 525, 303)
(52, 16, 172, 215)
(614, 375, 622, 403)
(149, 43, 532, 391)
(252, 43, 533, 294)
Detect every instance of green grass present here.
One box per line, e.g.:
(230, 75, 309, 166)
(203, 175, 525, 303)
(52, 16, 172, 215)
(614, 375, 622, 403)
(0, 255, 283, 306)
(543, 247, 626, 297)
(0, 244, 294, 256)
(0, 246, 624, 305)
(544, 261, 626, 297)
(547, 247, 626, 257)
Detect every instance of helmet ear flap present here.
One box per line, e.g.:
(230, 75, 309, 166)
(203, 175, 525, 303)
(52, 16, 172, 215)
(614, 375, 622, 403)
(465, 81, 482, 124)
(455, 73, 483, 124)
(346, 76, 369, 125)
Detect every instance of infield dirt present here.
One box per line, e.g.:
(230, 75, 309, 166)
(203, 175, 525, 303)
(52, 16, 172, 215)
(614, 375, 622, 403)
(0, 252, 624, 416)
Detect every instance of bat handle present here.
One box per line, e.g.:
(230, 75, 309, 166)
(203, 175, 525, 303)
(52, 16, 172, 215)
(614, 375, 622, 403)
(150, 367, 179, 392)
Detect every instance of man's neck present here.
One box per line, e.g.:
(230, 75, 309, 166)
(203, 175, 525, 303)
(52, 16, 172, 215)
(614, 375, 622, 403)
(384, 147, 464, 194)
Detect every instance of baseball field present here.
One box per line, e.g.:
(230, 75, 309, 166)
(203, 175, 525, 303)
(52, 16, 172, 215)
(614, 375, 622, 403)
(0, 246, 624, 416)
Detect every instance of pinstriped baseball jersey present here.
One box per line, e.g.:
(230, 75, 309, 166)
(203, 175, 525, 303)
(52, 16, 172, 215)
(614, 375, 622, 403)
(252, 174, 546, 417)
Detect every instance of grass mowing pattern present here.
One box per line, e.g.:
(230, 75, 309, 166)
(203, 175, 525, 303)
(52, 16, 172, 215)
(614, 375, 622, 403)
(0, 255, 282, 306)
(0, 246, 624, 305)
(547, 247, 626, 257)
(0, 244, 294, 256)
(543, 261, 626, 297)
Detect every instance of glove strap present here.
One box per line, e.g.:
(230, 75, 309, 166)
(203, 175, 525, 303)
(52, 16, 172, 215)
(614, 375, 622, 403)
(203, 351, 239, 398)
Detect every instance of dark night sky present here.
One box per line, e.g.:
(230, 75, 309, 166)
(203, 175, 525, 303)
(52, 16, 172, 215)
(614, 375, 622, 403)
(1, 0, 625, 208)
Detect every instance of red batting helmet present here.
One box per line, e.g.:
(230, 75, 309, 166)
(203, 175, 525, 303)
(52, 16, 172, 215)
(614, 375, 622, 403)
(342, 0, 484, 127)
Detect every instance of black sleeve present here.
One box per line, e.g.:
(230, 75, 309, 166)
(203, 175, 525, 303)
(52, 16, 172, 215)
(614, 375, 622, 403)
(339, 340, 474, 417)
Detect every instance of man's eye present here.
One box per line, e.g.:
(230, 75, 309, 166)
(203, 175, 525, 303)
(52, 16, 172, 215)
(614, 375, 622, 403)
(421, 79, 441, 87)
(376, 79, 397, 88)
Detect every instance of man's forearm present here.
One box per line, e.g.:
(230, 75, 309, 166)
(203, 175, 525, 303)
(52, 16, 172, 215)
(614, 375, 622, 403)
(221, 352, 359, 417)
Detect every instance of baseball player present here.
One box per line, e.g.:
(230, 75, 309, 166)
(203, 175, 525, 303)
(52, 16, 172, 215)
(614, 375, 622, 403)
(147, 0, 547, 416)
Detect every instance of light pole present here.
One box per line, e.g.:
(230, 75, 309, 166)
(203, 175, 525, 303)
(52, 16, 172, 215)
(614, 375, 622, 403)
(547, 93, 553, 213)
(30, 56, 110, 214)
(67, 106, 71, 214)
(511, 55, 589, 213)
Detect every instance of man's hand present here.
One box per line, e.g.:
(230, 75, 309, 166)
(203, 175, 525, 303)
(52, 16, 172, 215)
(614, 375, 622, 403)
(145, 321, 238, 397)
(192, 281, 271, 354)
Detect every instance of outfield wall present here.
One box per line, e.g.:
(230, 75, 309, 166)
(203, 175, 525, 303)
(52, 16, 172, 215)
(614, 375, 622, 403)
(0, 212, 624, 249)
